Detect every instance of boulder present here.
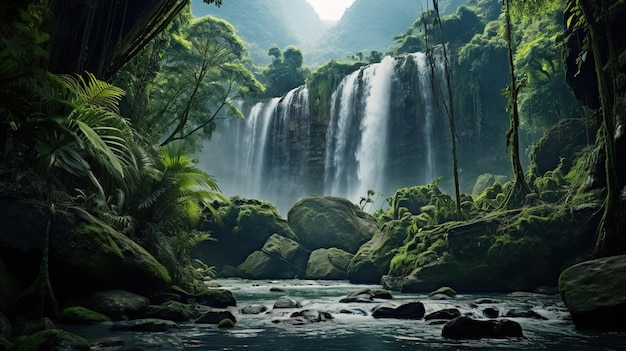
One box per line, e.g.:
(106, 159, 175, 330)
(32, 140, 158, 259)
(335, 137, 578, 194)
(339, 289, 393, 303)
(90, 290, 149, 320)
(287, 197, 378, 253)
(305, 248, 353, 279)
(273, 296, 302, 309)
(237, 234, 309, 279)
(194, 289, 237, 308)
(504, 308, 547, 320)
(60, 306, 111, 325)
(195, 311, 237, 325)
(424, 308, 461, 321)
(429, 287, 457, 298)
(237, 251, 284, 279)
(442, 316, 523, 339)
(193, 199, 298, 270)
(14, 329, 90, 351)
(559, 255, 626, 330)
(347, 217, 410, 283)
(482, 307, 500, 318)
(110, 319, 179, 332)
(384, 204, 598, 293)
(273, 310, 333, 325)
(144, 301, 193, 321)
(241, 305, 268, 314)
(372, 302, 425, 319)
(530, 118, 596, 176)
(0, 201, 171, 302)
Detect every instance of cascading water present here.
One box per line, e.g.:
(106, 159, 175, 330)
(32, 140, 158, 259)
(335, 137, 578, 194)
(201, 52, 450, 214)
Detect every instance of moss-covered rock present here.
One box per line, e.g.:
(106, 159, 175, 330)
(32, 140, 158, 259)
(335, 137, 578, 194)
(287, 196, 378, 253)
(385, 204, 599, 292)
(559, 255, 626, 331)
(54, 222, 171, 300)
(305, 248, 353, 279)
(471, 174, 509, 197)
(0, 200, 171, 307)
(347, 217, 411, 283)
(14, 329, 90, 351)
(90, 290, 149, 320)
(60, 306, 110, 325)
(144, 301, 193, 321)
(236, 232, 310, 279)
(193, 199, 298, 270)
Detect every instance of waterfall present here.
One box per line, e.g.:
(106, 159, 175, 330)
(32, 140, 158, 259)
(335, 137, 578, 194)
(201, 52, 451, 214)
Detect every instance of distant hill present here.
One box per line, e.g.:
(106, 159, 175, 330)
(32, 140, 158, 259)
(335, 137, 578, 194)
(191, 0, 327, 65)
(306, 0, 469, 65)
(191, 0, 470, 67)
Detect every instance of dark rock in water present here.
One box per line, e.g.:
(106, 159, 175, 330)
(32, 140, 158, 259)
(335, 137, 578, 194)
(90, 289, 149, 320)
(429, 293, 455, 300)
(193, 289, 237, 308)
(424, 308, 461, 321)
(442, 316, 523, 339)
(241, 304, 268, 314)
(218, 318, 236, 328)
(91, 334, 183, 350)
(60, 306, 111, 325)
(559, 254, 626, 331)
(429, 287, 457, 298)
(288, 197, 378, 253)
(111, 319, 178, 332)
(144, 301, 193, 321)
(273, 296, 302, 309)
(339, 288, 393, 303)
(339, 309, 368, 316)
(504, 308, 548, 320)
(14, 329, 90, 351)
(306, 247, 353, 279)
(483, 307, 500, 318)
(149, 292, 182, 305)
(195, 311, 237, 325)
(270, 287, 287, 293)
(273, 309, 333, 325)
(372, 302, 425, 320)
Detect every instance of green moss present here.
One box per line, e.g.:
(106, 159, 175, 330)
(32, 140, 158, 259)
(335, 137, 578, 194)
(15, 329, 90, 351)
(60, 306, 110, 325)
(306, 61, 365, 122)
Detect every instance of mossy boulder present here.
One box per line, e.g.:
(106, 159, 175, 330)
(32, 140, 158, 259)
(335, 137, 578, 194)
(559, 255, 626, 331)
(347, 217, 411, 283)
(60, 306, 110, 325)
(52, 222, 171, 299)
(14, 329, 90, 351)
(0, 200, 171, 303)
(193, 199, 298, 270)
(530, 118, 596, 176)
(144, 301, 193, 321)
(471, 173, 509, 197)
(384, 205, 598, 292)
(90, 290, 150, 320)
(287, 196, 378, 253)
(237, 233, 308, 279)
(305, 248, 353, 279)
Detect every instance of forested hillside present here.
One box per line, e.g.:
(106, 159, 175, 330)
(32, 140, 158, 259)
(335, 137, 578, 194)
(191, 0, 327, 64)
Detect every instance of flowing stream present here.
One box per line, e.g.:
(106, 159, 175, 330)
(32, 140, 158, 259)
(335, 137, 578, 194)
(69, 279, 626, 350)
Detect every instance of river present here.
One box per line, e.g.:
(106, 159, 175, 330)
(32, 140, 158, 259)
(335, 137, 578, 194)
(70, 279, 626, 350)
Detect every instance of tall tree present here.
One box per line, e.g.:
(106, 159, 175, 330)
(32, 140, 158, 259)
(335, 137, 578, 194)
(565, 0, 624, 256)
(499, 0, 532, 209)
(430, 0, 463, 220)
(149, 15, 263, 147)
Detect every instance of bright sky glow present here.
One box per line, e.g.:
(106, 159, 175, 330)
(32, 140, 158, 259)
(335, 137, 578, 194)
(305, 0, 356, 21)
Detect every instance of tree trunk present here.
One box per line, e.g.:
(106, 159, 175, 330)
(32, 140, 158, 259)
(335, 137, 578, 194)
(500, 0, 531, 210)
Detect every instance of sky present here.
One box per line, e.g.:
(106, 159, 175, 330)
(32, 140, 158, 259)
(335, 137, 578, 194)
(305, 0, 356, 21)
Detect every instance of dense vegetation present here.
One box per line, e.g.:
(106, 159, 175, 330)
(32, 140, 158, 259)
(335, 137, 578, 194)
(0, 0, 624, 342)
